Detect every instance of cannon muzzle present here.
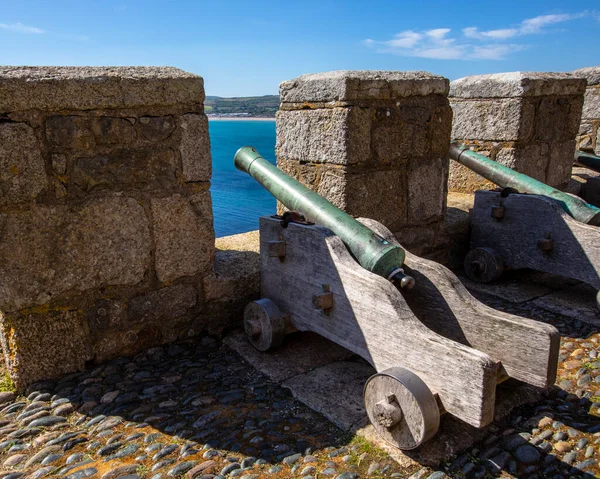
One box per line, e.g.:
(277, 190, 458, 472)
(449, 142, 600, 226)
(234, 146, 414, 288)
(575, 150, 600, 174)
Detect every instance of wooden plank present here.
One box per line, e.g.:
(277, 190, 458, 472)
(471, 191, 600, 290)
(359, 218, 560, 389)
(259, 216, 498, 428)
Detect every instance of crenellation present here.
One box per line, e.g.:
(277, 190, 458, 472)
(0, 66, 221, 389)
(449, 71, 587, 192)
(574, 66, 600, 155)
(277, 70, 452, 255)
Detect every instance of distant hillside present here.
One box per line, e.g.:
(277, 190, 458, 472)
(205, 95, 279, 118)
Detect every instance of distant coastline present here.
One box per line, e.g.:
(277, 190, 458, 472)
(205, 95, 279, 118)
(208, 116, 275, 121)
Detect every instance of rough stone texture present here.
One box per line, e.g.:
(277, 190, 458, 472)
(450, 98, 526, 141)
(279, 70, 449, 103)
(151, 193, 214, 283)
(0, 66, 204, 111)
(276, 108, 371, 165)
(0, 122, 48, 206)
(0, 308, 92, 389)
(450, 71, 586, 98)
(573, 66, 600, 155)
(0, 198, 151, 311)
(180, 114, 212, 181)
(277, 70, 452, 254)
(0, 66, 218, 389)
(449, 71, 587, 191)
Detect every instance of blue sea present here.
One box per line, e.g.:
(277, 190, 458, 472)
(209, 119, 277, 237)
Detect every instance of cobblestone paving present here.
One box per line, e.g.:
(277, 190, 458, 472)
(0, 299, 599, 478)
(0, 338, 423, 479)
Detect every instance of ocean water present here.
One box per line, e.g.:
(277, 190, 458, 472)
(209, 119, 277, 237)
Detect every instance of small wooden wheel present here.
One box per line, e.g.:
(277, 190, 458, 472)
(243, 299, 285, 352)
(364, 367, 439, 450)
(464, 247, 504, 283)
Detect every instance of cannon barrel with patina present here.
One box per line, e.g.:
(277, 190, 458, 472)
(449, 142, 600, 226)
(234, 146, 414, 288)
(575, 150, 600, 174)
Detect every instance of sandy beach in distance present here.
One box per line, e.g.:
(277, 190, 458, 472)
(208, 116, 275, 121)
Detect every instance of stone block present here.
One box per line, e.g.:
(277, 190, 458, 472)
(572, 66, 600, 86)
(450, 72, 585, 191)
(46, 115, 96, 151)
(0, 197, 151, 311)
(581, 88, 600, 121)
(137, 115, 177, 142)
(276, 107, 371, 165)
(279, 70, 449, 103)
(91, 117, 135, 146)
(393, 226, 437, 255)
(71, 148, 179, 192)
(407, 157, 447, 223)
(127, 284, 197, 324)
(180, 114, 212, 182)
(276, 70, 451, 246)
(533, 96, 583, 142)
(203, 250, 260, 302)
(0, 308, 92, 389)
(450, 99, 527, 141)
(0, 66, 204, 112)
(151, 193, 214, 283)
(0, 122, 47, 206)
(546, 140, 577, 189)
(450, 72, 586, 99)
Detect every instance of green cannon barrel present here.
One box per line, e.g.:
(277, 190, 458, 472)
(449, 142, 600, 226)
(234, 146, 414, 288)
(575, 150, 600, 174)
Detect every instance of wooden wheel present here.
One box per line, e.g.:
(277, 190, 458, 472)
(243, 298, 285, 351)
(464, 247, 504, 283)
(364, 367, 439, 450)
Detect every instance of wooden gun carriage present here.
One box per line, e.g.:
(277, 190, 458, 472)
(235, 147, 560, 450)
(450, 143, 600, 310)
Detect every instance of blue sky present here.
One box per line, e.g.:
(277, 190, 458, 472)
(1, 1, 599, 96)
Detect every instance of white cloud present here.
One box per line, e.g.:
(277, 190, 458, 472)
(386, 30, 423, 48)
(464, 12, 586, 40)
(365, 11, 587, 61)
(0, 22, 44, 34)
(464, 27, 519, 39)
(426, 28, 451, 41)
(520, 13, 585, 34)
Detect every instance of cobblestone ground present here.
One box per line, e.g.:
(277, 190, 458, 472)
(0, 298, 599, 479)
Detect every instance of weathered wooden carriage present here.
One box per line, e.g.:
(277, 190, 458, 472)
(235, 146, 560, 450)
(450, 143, 600, 311)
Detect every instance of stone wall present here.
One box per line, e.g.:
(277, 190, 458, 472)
(448, 72, 586, 192)
(0, 67, 255, 390)
(573, 67, 600, 155)
(276, 71, 452, 256)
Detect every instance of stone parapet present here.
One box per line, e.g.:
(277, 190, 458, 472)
(573, 66, 600, 155)
(449, 72, 586, 192)
(276, 70, 452, 255)
(0, 67, 219, 389)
